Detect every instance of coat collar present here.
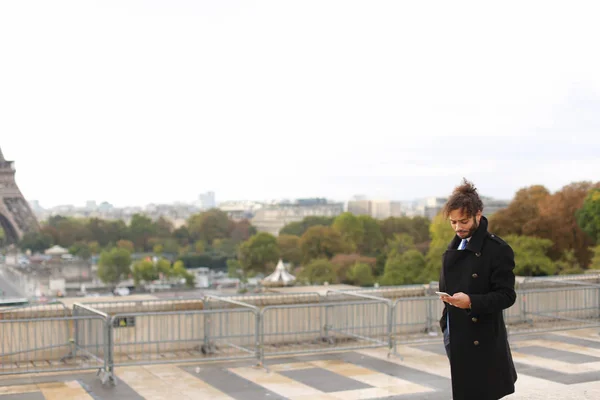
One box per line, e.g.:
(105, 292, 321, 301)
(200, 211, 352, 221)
(447, 215, 489, 253)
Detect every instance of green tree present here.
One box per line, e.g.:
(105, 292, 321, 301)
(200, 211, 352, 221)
(19, 232, 54, 253)
(132, 259, 158, 285)
(422, 213, 455, 282)
(173, 260, 195, 288)
(357, 215, 384, 255)
(380, 249, 426, 286)
(156, 258, 173, 278)
(576, 188, 600, 244)
(330, 254, 377, 283)
(332, 212, 364, 252)
(227, 259, 245, 280)
(504, 235, 556, 276)
(555, 249, 584, 275)
(300, 225, 347, 263)
(194, 240, 206, 254)
(238, 232, 281, 275)
(161, 239, 179, 254)
(188, 209, 232, 245)
(173, 226, 191, 245)
(590, 245, 600, 270)
(279, 216, 336, 236)
(69, 241, 92, 259)
(116, 239, 135, 253)
(346, 262, 375, 286)
(277, 234, 303, 266)
(298, 258, 336, 284)
(380, 216, 431, 245)
(97, 248, 132, 286)
(155, 216, 174, 238)
(211, 238, 238, 258)
(386, 233, 417, 257)
(128, 214, 157, 252)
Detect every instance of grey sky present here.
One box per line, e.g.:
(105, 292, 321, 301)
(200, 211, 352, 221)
(1, 1, 599, 208)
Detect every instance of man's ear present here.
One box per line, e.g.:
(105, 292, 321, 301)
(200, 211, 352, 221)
(476, 210, 482, 223)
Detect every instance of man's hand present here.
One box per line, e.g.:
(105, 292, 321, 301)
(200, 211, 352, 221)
(442, 292, 471, 309)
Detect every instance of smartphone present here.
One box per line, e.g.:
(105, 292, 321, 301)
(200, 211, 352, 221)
(435, 291, 450, 297)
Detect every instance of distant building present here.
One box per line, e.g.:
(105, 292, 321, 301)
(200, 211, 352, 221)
(482, 196, 509, 216)
(347, 199, 371, 216)
(347, 197, 403, 219)
(370, 200, 403, 219)
(252, 202, 344, 236)
(199, 191, 216, 210)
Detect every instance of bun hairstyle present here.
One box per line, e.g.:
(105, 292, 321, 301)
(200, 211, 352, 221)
(443, 178, 484, 218)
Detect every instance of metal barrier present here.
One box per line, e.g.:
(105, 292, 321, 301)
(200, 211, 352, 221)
(258, 290, 391, 366)
(1, 303, 108, 378)
(77, 297, 205, 315)
(107, 295, 259, 372)
(507, 285, 600, 334)
(3, 285, 600, 383)
(72, 303, 113, 383)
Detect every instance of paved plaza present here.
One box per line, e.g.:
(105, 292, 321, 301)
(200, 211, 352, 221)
(2, 328, 600, 399)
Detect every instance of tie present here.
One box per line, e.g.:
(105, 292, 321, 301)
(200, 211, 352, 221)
(458, 238, 468, 250)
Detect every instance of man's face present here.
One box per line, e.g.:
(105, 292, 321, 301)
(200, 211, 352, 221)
(448, 209, 482, 239)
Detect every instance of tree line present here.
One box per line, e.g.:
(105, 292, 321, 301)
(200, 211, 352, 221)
(11, 181, 600, 288)
(234, 181, 600, 286)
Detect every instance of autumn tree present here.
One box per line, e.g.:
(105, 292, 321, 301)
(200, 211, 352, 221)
(489, 185, 550, 236)
(300, 226, 347, 263)
(277, 234, 303, 266)
(529, 182, 600, 266)
(230, 220, 257, 243)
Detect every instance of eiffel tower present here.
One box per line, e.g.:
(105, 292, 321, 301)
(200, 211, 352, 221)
(0, 147, 39, 244)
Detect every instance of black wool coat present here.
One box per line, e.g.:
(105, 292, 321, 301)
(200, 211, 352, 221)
(439, 216, 518, 400)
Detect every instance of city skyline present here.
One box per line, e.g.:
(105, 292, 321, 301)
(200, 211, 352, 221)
(2, 2, 599, 209)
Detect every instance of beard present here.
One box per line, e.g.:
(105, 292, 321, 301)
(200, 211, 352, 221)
(457, 217, 479, 238)
(466, 217, 479, 237)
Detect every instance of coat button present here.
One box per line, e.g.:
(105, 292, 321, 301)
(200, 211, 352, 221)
(475, 252, 481, 257)
(472, 317, 478, 323)
(472, 273, 478, 278)
(491, 234, 495, 237)
(474, 340, 480, 346)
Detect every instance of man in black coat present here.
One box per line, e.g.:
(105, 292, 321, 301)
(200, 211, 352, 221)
(438, 179, 518, 400)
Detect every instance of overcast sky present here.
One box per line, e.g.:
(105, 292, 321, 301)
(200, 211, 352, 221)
(1, 1, 599, 208)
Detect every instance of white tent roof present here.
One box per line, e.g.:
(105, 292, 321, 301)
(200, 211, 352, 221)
(45, 245, 69, 255)
(262, 259, 296, 286)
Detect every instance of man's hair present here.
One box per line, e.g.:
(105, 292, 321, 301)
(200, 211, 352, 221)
(443, 178, 484, 218)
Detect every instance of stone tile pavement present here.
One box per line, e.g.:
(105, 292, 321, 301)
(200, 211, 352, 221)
(3, 328, 600, 399)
